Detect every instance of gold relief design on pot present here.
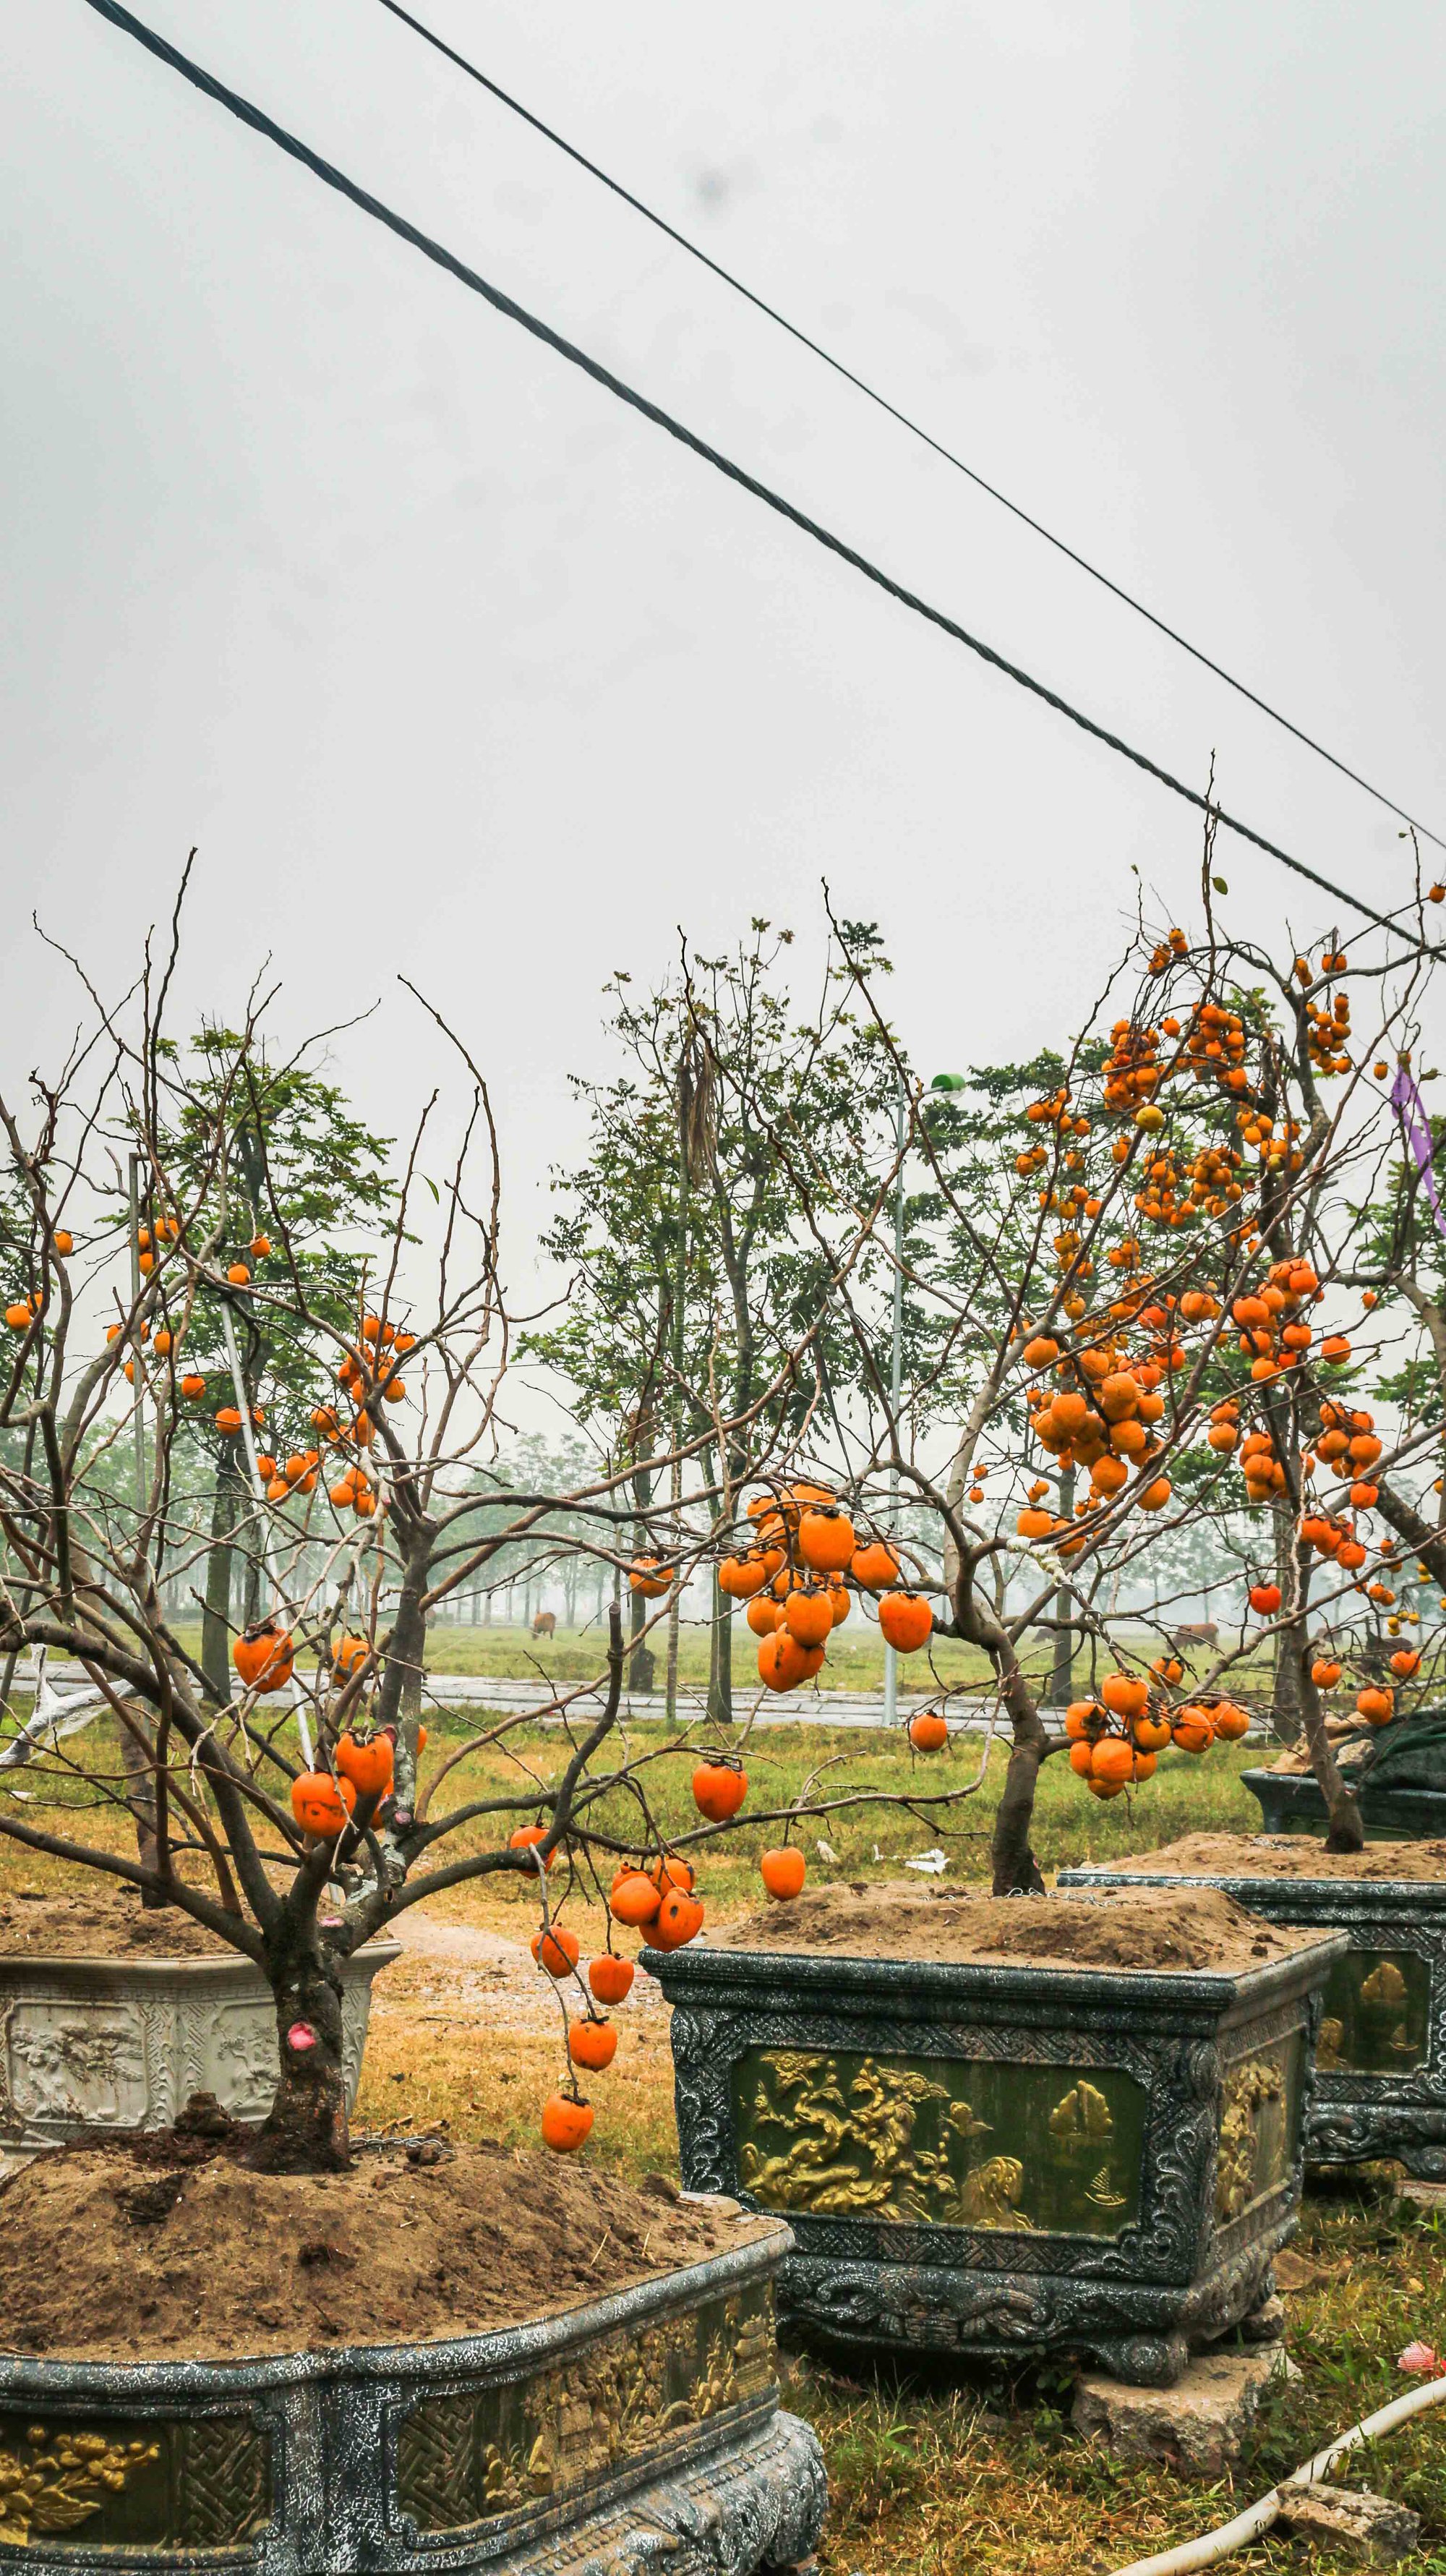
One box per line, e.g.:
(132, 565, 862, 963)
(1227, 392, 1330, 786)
(1318, 1949, 1431, 2078)
(1215, 2038, 1301, 2222)
(0, 2409, 268, 2551)
(734, 2049, 1145, 2239)
(398, 2283, 777, 2535)
(0, 2423, 159, 2543)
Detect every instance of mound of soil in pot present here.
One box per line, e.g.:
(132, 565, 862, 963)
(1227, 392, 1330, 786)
(724, 1883, 1322, 1973)
(0, 1888, 398, 1962)
(1100, 1833, 1446, 1884)
(0, 1888, 237, 1958)
(0, 2138, 766, 2361)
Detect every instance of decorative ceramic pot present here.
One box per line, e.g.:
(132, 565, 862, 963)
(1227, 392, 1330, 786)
(0, 2219, 822, 2576)
(646, 1929, 1345, 2387)
(1062, 1856, 1446, 2178)
(0, 1943, 399, 2154)
(1243, 1767, 1446, 1841)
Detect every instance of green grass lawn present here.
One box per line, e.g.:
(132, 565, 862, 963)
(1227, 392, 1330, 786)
(0, 1704, 1268, 1901)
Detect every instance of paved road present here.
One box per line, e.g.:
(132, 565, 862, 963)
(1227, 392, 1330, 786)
(30, 1660, 1008, 1732)
(30, 1663, 1265, 1741)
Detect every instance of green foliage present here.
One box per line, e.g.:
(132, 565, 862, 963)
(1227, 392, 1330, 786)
(142, 1028, 396, 1467)
(526, 924, 904, 1489)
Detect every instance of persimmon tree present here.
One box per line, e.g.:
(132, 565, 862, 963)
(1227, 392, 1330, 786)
(696, 878, 1445, 1885)
(0, 900, 997, 2174)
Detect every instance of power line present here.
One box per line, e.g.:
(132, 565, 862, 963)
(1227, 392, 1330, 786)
(375, 0, 1446, 862)
(79, 0, 1437, 954)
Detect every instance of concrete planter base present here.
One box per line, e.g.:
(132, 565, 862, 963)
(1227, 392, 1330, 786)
(0, 1943, 399, 2152)
(0, 2220, 821, 2576)
(645, 1930, 1345, 2387)
(1062, 1854, 1446, 2180)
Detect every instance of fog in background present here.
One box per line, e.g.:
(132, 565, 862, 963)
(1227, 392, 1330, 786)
(4, 0, 1443, 1347)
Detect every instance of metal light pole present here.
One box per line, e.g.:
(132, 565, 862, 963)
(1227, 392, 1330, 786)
(882, 1071, 966, 1730)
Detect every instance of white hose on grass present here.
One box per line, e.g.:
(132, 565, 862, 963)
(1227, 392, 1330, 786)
(1111, 2371, 1446, 2576)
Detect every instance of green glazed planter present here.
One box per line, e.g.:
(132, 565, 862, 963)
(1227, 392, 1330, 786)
(646, 1927, 1346, 2387)
(1244, 1705, 1446, 1841)
(1242, 1768, 1446, 1841)
(0, 2219, 823, 2575)
(1061, 1854, 1446, 2178)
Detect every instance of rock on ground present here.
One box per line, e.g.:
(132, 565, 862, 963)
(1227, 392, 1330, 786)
(1397, 2177, 1446, 2214)
(1072, 2347, 1299, 2475)
(1277, 2482, 1422, 2562)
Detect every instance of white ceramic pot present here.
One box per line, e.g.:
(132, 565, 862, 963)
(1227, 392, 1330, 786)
(0, 1940, 398, 2151)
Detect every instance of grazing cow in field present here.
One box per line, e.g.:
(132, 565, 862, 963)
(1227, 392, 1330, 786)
(1170, 1621, 1219, 1656)
(531, 1610, 557, 1640)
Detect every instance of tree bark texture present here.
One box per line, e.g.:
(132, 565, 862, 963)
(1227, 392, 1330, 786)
(1271, 1505, 1304, 1743)
(244, 1932, 350, 2173)
(1294, 1636, 1365, 1853)
(707, 1564, 734, 1729)
(114, 1699, 168, 1906)
(200, 1442, 245, 1706)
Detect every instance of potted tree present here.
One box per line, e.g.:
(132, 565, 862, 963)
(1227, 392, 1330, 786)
(649, 874, 1444, 2355)
(1045, 892, 1446, 2178)
(0, 910, 840, 2573)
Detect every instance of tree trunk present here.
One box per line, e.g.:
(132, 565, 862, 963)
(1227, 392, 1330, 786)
(628, 1463, 654, 1692)
(707, 1566, 734, 1729)
(1293, 1633, 1365, 1853)
(242, 1545, 262, 1633)
(200, 1443, 244, 1705)
(991, 1735, 1048, 1894)
(1271, 1505, 1304, 1742)
(245, 1935, 350, 2172)
(115, 1699, 168, 1906)
(379, 1556, 429, 1807)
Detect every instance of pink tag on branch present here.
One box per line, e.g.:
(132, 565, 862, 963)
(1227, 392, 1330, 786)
(1391, 1067, 1446, 1245)
(1398, 2340, 1441, 2374)
(286, 2021, 318, 2053)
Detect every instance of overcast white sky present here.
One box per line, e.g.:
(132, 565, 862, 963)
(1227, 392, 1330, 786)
(5, 0, 1444, 1297)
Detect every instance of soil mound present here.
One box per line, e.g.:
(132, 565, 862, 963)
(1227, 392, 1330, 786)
(1097, 1833, 1446, 1885)
(0, 2138, 765, 2361)
(0, 1889, 236, 1958)
(724, 1883, 1320, 1973)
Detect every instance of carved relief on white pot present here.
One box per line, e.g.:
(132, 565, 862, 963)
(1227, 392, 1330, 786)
(204, 2002, 283, 2120)
(3, 2003, 148, 2131)
(0, 1945, 397, 2148)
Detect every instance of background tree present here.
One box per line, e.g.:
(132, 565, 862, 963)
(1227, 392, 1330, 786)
(529, 921, 902, 1721)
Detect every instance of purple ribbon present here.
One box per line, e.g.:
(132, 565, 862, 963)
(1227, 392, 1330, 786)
(1392, 1065, 1446, 1242)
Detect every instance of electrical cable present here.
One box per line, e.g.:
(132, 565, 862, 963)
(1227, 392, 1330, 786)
(79, 0, 1437, 953)
(1111, 2366, 1446, 2575)
(375, 0, 1446, 860)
